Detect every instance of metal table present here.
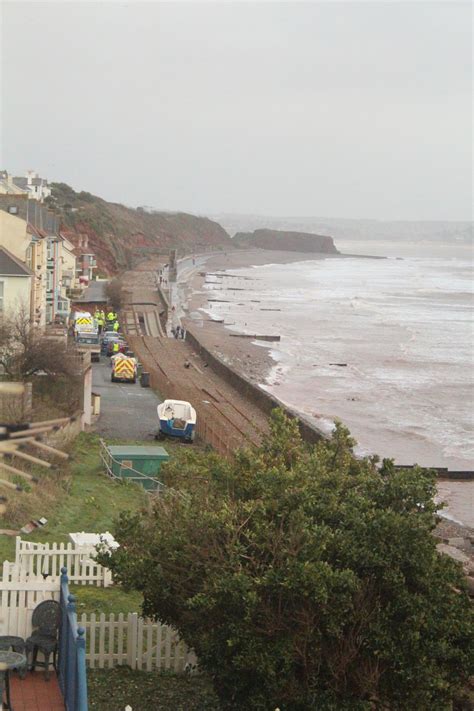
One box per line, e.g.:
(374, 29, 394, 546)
(0, 650, 26, 711)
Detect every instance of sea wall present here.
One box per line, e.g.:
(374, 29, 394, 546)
(185, 327, 326, 445)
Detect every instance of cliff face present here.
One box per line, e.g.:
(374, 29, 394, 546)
(233, 229, 339, 254)
(50, 183, 233, 274)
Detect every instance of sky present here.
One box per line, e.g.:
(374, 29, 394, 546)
(1, 1, 472, 220)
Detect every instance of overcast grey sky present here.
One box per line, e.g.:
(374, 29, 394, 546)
(1, 1, 472, 220)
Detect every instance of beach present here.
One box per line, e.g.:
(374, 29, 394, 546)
(181, 249, 338, 385)
(178, 247, 473, 528)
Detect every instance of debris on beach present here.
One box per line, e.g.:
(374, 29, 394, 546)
(229, 334, 281, 342)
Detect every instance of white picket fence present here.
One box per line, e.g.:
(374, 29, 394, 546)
(80, 612, 196, 672)
(0, 560, 60, 638)
(0, 561, 196, 672)
(14, 536, 112, 587)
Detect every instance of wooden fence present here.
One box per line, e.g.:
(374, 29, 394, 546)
(0, 561, 196, 673)
(0, 560, 59, 637)
(14, 536, 112, 587)
(79, 612, 196, 672)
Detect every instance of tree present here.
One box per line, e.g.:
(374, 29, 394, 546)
(98, 410, 474, 711)
(0, 306, 79, 380)
(105, 277, 123, 312)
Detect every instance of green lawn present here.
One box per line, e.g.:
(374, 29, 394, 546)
(0, 432, 147, 563)
(70, 583, 143, 616)
(0, 433, 204, 616)
(88, 668, 220, 711)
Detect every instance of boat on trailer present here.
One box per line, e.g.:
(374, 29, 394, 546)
(157, 399, 196, 442)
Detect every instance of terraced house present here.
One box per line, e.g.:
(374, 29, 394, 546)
(0, 169, 51, 202)
(0, 246, 33, 317)
(0, 194, 76, 326)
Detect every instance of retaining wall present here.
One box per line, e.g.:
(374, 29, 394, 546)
(184, 327, 325, 445)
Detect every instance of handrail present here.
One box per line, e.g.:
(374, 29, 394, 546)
(58, 567, 88, 711)
(99, 438, 165, 492)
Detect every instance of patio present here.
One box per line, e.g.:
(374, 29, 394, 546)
(9, 671, 64, 711)
(0, 561, 88, 711)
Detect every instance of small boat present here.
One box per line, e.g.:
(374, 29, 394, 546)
(157, 399, 197, 442)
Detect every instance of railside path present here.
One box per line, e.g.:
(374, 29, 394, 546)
(92, 357, 161, 440)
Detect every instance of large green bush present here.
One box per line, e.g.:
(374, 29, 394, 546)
(98, 410, 473, 710)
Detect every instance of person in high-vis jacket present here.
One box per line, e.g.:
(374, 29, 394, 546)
(113, 321, 120, 332)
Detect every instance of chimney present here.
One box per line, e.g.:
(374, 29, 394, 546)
(26, 170, 37, 186)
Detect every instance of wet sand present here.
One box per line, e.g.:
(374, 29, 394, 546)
(182, 249, 333, 384)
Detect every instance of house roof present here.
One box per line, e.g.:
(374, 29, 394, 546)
(12, 177, 28, 189)
(13, 176, 48, 188)
(27, 222, 47, 239)
(0, 179, 28, 195)
(0, 247, 34, 277)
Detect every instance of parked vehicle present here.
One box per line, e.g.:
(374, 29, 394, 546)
(72, 311, 94, 335)
(111, 354, 137, 383)
(101, 333, 126, 355)
(72, 312, 100, 361)
(157, 399, 196, 442)
(75, 329, 101, 362)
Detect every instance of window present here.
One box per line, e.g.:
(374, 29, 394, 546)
(7, 206, 18, 215)
(0, 281, 4, 312)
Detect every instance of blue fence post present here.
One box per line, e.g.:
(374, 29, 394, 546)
(58, 567, 69, 696)
(57, 568, 88, 711)
(76, 627, 88, 711)
(66, 594, 77, 711)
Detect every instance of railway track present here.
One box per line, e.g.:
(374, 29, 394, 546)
(121, 264, 270, 455)
(125, 333, 268, 454)
(123, 307, 164, 338)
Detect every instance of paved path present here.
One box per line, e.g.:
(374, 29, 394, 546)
(92, 357, 161, 440)
(11, 671, 64, 711)
(77, 279, 108, 303)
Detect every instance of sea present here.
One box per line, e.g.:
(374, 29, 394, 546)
(201, 240, 474, 483)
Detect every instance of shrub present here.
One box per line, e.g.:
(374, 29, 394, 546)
(98, 411, 474, 711)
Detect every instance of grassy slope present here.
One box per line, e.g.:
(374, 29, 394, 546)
(0, 432, 146, 572)
(0, 434, 203, 615)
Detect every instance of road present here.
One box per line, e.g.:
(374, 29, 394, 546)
(92, 357, 161, 440)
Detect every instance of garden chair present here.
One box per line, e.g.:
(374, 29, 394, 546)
(26, 599, 60, 680)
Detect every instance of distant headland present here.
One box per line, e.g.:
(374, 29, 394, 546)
(233, 228, 339, 254)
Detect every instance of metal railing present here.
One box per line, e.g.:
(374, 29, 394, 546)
(58, 567, 88, 711)
(99, 439, 165, 493)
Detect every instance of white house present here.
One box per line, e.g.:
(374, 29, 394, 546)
(0, 246, 33, 317)
(0, 170, 51, 202)
(10, 171, 51, 202)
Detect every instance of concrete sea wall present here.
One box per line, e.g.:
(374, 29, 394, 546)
(185, 328, 326, 445)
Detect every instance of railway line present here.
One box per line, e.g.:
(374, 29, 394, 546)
(120, 265, 269, 455)
(129, 334, 268, 454)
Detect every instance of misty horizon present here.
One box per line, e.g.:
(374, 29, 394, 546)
(2, 2, 472, 221)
